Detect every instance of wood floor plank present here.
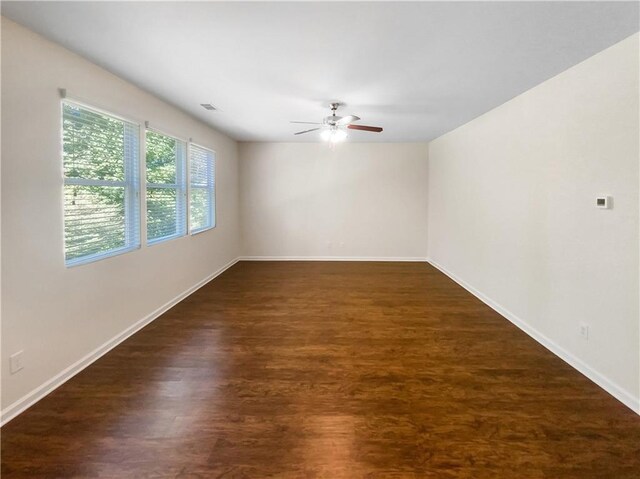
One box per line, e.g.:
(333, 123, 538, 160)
(2, 261, 639, 478)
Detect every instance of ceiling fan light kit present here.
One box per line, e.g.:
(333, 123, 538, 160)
(321, 128, 347, 143)
(291, 102, 383, 143)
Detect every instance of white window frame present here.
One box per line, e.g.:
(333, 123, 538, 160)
(62, 99, 141, 267)
(188, 142, 216, 235)
(145, 127, 188, 246)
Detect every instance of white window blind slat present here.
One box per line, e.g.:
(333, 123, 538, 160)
(189, 144, 215, 233)
(62, 101, 140, 266)
(146, 130, 187, 244)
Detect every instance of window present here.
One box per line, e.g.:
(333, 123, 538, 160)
(146, 130, 187, 244)
(189, 144, 216, 233)
(62, 101, 140, 266)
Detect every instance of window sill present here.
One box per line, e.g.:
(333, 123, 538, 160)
(65, 244, 140, 268)
(147, 232, 186, 247)
(190, 225, 216, 236)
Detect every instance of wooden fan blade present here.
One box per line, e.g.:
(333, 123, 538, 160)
(294, 127, 320, 135)
(347, 124, 383, 132)
(290, 121, 321, 125)
(336, 115, 360, 125)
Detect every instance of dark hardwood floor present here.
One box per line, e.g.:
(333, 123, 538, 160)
(2, 261, 639, 478)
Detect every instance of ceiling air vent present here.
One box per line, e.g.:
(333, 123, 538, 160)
(200, 103, 216, 111)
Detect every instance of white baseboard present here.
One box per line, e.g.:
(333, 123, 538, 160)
(0, 257, 240, 426)
(238, 256, 429, 262)
(427, 258, 640, 415)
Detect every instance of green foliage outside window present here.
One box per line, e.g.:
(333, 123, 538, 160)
(63, 103, 135, 263)
(63, 101, 212, 264)
(146, 131, 185, 242)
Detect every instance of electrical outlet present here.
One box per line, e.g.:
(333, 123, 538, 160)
(579, 323, 589, 340)
(10, 350, 24, 374)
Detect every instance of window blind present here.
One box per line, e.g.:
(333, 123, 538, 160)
(146, 130, 187, 243)
(62, 101, 140, 266)
(189, 144, 215, 233)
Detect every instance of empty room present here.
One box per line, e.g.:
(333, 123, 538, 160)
(1, 1, 639, 477)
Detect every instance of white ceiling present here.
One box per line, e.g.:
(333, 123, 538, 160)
(2, 1, 639, 142)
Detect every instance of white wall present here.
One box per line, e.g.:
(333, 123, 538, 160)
(1, 18, 241, 416)
(239, 142, 428, 260)
(428, 34, 640, 411)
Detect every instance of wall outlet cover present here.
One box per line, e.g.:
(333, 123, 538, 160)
(9, 350, 24, 374)
(579, 323, 589, 340)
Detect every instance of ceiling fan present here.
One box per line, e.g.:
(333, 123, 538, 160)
(291, 102, 383, 142)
